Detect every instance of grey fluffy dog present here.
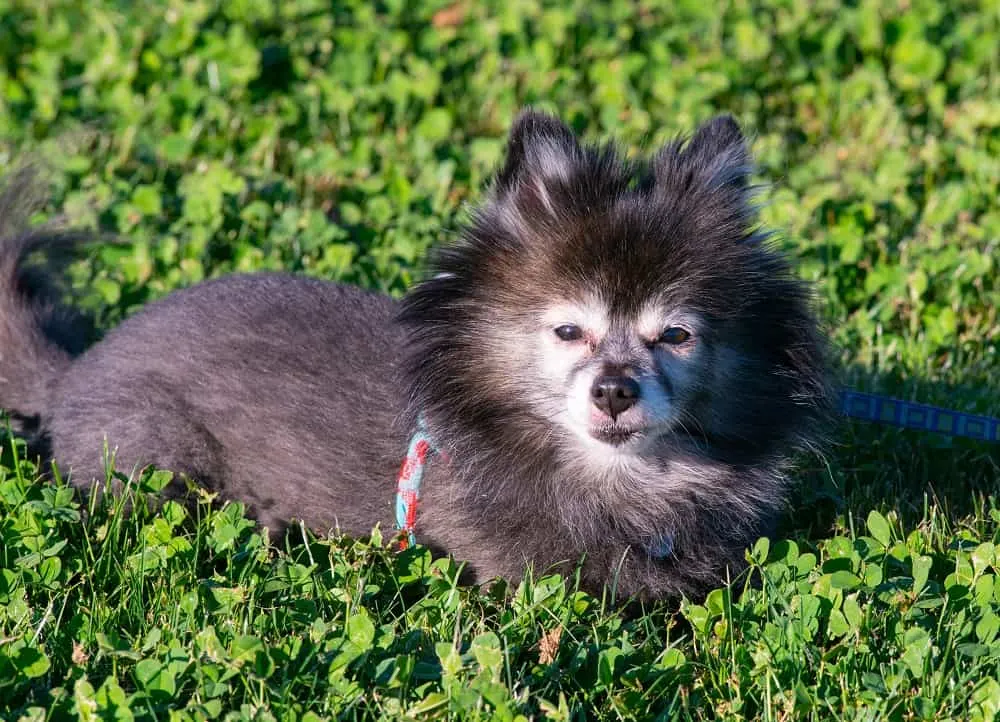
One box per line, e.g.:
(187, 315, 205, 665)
(0, 111, 829, 600)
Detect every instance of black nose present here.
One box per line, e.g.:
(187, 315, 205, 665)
(590, 375, 640, 419)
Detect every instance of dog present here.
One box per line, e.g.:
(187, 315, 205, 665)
(0, 110, 829, 600)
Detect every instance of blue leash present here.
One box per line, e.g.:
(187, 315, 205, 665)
(838, 390, 1000, 442)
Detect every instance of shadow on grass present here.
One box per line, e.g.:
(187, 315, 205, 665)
(784, 365, 1000, 543)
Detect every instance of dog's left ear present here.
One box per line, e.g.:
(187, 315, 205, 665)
(654, 114, 753, 194)
(492, 109, 583, 219)
(685, 115, 751, 188)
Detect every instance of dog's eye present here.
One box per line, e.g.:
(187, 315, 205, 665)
(659, 327, 691, 345)
(554, 324, 583, 342)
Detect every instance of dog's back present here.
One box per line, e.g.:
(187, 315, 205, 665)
(50, 274, 408, 533)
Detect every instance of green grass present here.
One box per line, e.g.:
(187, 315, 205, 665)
(1, 0, 999, 718)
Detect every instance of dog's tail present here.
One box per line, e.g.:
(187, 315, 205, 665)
(0, 168, 94, 429)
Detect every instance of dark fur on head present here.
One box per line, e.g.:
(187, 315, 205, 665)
(0, 111, 829, 602)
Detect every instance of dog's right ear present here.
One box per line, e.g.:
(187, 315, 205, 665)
(652, 115, 753, 196)
(682, 115, 752, 191)
(492, 109, 583, 220)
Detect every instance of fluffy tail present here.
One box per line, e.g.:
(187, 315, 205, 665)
(0, 168, 93, 430)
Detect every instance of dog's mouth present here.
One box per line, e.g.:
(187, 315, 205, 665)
(590, 425, 643, 446)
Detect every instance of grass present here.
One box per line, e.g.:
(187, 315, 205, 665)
(1, 0, 999, 718)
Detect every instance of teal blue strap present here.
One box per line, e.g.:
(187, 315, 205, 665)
(395, 416, 434, 549)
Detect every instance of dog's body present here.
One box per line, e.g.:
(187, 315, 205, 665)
(48, 276, 407, 535)
(1, 112, 829, 600)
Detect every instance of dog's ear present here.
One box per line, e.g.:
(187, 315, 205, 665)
(492, 109, 583, 219)
(653, 114, 753, 195)
(683, 114, 752, 189)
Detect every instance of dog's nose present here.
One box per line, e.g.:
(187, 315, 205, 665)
(590, 375, 640, 419)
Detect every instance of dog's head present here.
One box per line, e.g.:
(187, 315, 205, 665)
(401, 110, 828, 470)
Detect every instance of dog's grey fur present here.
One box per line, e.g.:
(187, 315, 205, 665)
(0, 112, 829, 600)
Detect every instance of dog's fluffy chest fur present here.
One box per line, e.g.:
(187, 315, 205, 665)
(414, 431, 784, 599)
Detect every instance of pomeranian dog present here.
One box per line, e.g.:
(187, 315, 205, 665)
(0, 111, 828, 600)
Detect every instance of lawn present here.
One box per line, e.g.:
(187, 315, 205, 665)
(1, 0, 999, 719)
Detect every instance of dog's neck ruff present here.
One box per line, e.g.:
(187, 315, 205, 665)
(394, 415, 678, 560)
(395, 416, 436, 549)
(393, 391, 996, 558)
